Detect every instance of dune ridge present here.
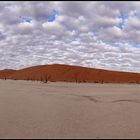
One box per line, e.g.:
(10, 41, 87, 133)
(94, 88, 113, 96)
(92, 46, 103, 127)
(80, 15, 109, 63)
(0, 64, 140, 83)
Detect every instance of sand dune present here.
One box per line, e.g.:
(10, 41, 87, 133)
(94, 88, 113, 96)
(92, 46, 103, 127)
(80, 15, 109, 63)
(1, 64, 140, 83)
(0, 69, 17, 79)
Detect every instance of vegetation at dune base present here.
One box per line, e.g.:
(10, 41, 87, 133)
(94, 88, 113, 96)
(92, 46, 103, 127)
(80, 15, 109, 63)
(41, 74, 51, 83)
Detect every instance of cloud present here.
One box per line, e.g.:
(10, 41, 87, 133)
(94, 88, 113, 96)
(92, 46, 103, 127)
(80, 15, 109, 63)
(42, 21, 58, 29)
(97, 26, 124, 42)
(17, 21, 35, 34)
(0, 1, 140, 73)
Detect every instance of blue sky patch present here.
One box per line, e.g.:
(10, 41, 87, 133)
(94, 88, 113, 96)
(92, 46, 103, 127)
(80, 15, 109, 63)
(19, 16, 32, 23)
(47, 9, 59, 22)
(117, 11, 128, 30)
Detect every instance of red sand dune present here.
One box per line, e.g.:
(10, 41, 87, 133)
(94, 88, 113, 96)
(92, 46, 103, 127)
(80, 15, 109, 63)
(0, 69, 17, 79)
(0, 64, 140, 83)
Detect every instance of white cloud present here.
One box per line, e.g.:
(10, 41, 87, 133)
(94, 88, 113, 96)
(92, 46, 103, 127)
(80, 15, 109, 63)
(0, 1, 140, 73)
(42, 21, 63, 30)
(97, 26, 124, 42)
(18, 21, 35, 29)
(125, 16, 140, 31)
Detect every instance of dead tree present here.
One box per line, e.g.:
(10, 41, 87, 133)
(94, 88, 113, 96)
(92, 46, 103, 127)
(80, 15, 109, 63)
(101, 80, 104, 84)
(74, 72, 79, 83)
(44, 74, 51, 83)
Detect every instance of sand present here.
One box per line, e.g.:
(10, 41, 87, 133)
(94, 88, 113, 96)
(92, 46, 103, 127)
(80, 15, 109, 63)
(0, 80, 140, 138)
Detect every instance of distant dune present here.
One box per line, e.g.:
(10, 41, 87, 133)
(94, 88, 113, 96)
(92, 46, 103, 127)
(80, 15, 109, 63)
(0, 69, 17, 79)
(0, 64, 140, 83)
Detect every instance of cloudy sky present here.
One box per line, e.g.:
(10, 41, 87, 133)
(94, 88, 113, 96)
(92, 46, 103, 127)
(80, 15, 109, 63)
(0, 1, 140, 72)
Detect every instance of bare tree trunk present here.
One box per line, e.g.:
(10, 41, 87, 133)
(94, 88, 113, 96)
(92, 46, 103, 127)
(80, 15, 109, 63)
(44, 74, 51, 83)
(75, 72, 79, 83)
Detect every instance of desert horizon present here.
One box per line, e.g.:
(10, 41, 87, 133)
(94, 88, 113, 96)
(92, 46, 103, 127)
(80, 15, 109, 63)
(1, 1, 140, 139)
(0, 63, 140, 84)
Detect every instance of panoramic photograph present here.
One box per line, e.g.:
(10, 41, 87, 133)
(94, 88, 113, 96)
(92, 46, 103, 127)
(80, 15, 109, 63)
(0, 1, 140, 139)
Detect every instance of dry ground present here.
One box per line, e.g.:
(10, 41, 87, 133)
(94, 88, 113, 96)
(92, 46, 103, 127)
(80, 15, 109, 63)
(0, 80, 140, 138)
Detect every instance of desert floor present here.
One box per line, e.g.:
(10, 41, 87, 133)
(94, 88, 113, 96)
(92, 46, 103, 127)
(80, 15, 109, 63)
(0, 80, 140, 138)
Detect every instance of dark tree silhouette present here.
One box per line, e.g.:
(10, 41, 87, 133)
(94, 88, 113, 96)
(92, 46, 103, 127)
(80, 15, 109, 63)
(44, 74, 51, 83)
(74, 72, 79, 83)
(101, 80, 104, 84)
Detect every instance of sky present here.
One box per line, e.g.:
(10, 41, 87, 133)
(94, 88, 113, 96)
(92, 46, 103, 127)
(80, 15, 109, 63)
(0, 1, 140, 72)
